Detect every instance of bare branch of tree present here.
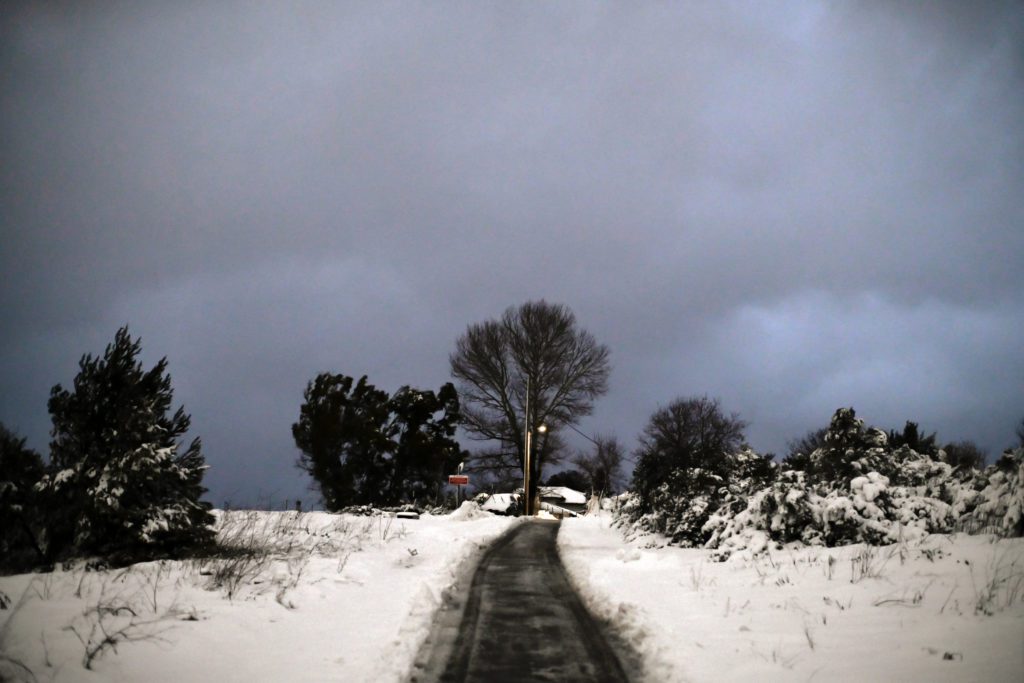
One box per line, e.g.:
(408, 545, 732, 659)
(573, 434, 626, 497)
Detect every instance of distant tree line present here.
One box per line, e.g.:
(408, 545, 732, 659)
(293, 299, 1023, 532)
(4, 300, 1021, 573)
(541, 435, 626, 499)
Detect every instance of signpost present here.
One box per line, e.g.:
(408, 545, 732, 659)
(449, 464, 469, 506)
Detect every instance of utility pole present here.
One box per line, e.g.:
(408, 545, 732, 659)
(522, 375, 547, 518)
(523, 376, 531, 516)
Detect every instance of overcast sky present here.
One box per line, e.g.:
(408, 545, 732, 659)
(2, 1, 1022, 508)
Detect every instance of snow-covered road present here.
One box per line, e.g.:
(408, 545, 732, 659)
(413, 519, 630, 683)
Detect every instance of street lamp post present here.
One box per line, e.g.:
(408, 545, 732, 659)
(522, 376, 546, 517)
(532, 424, 546, 515)
(523, 377, 531, 517)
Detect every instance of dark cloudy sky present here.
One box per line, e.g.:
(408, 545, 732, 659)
(2, 1, 1022, 508)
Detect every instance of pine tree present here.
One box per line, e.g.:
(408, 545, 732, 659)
(385, 383, 463, 505)
(887, 421, 938, 456)
(292, 374, 391, 510)
(41, 327, 214, 560)
(0, 423, 46, 566)
(293, 373, 463, 509)
(806, 407, 869, 485)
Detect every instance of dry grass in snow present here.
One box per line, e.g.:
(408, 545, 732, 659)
(558, 514, 1024, 682)
(0, 507, 514, 682)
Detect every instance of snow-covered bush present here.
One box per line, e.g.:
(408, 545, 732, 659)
(622, 397, 774, 546)
(708, 473, 943, 559)
(805, 408, 889, 486)
(701, 410, 1022, 558)
(448, 501, 490, 521)
(619, 407, 1023, 558)
(959, 449, 1024, 537)
(704, 470, 823, 555)
(622, 453, 775, 547)
(38, 326, 214, 562)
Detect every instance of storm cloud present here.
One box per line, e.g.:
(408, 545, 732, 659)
(2, 1, 1022, 506)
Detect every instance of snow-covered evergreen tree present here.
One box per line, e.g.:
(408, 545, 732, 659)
(40, 327, 213, 560)
(0, 423, 45, 566)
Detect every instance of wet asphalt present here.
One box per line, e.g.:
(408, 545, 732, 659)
(411, 519, 630, 683)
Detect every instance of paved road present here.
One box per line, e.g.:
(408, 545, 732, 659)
(412, 520, 630, 683)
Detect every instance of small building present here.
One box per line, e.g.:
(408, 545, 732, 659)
(479, 487, 590, 517)
(538, 486, 588, 516)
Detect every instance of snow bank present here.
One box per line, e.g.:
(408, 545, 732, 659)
(0, 509, 515, 682)
(559, 514, 1024, 682)
(447, 500, 490, 521)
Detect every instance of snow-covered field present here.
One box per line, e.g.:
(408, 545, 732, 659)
(559, 514, 1024, 682)
(5, 506, 1021, 682)
(0, 506, 515, 682)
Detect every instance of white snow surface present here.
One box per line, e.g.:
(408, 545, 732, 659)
(6, 508, 1022, 682)
(0, 509, 515, 682)
(447, 500, 491, 521)
(558, 514, 1024, 682)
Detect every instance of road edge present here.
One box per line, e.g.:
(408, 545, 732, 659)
(555, 521, 672, 683)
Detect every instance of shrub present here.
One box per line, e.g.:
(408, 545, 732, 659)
(623, 397, 774, 545)
(941, 440, 987, 471)
(959, 448, 1024, 536)
(620, 406, 1021, 558)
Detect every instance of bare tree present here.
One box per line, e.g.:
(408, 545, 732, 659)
(628, 396, 749, 542)
(783, 427, 827, 470)
(632, 396, 747, 505)
(450, 301, 610, 510)
(573, 435, 625, 497)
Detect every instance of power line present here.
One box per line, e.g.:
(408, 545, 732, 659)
(565, 422, 599, 446)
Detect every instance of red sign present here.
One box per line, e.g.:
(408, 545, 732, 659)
(448, 474, 469, 486)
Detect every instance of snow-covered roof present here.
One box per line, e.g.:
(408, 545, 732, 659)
(538, 486, 587, 505)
